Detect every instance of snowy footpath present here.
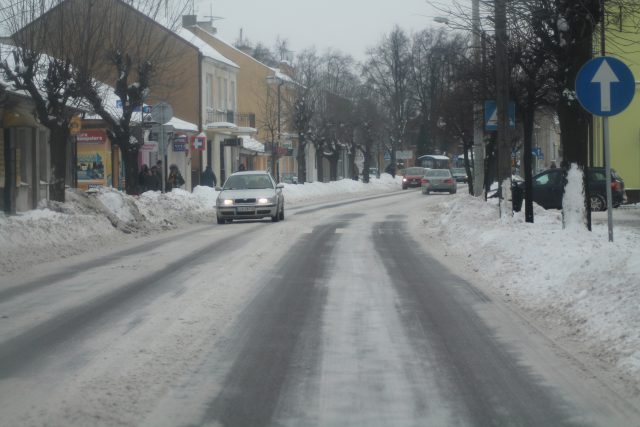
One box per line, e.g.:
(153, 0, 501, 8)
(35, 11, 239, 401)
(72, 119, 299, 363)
(1, 173, 639, 397)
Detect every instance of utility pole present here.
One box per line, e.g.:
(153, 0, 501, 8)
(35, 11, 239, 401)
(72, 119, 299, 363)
(495, 0, 511, 215)
(471, 0, 485, 197)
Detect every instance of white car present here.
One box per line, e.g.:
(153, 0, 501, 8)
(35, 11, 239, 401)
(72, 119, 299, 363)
(216, 171, 285, 224)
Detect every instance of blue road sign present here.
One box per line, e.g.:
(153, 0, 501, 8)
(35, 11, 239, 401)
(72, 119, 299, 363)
(575, 57, 635, 116)
(485, 101, 515, 130)
(116, 100, 151, 113)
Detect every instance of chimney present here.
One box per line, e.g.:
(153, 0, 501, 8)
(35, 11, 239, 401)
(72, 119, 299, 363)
(182, 15, 197, 28)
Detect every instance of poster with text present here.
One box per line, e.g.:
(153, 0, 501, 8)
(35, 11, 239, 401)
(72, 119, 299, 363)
(76, 129, 111, 190)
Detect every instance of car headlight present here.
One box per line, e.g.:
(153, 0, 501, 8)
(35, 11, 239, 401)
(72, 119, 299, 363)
(257, 197, 273, 204)
(219, 199, 234, 206)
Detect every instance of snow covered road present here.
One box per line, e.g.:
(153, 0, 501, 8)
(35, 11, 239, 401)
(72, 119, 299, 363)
(2, 189, 639, 426)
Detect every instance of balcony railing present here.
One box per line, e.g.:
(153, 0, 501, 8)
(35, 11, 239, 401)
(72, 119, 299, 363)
(206, 110, 256, 128)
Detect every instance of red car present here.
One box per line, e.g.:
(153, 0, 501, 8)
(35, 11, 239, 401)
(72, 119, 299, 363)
(402, 167, 427, 189)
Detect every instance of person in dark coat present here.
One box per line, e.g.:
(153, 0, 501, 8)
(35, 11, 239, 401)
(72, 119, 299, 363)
(166, 164, 185, 191)
(201, 165, 217, 187)
(138, 164, 150, 193)
(147, 165, 161, 191)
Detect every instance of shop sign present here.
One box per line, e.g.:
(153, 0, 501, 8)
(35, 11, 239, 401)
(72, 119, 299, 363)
(141, 141, 158, 152)
(69, 115, 82, 135)
(223, 138, 241, 147)
(191, 134, 206, 151)
(173, 135, 188, 152)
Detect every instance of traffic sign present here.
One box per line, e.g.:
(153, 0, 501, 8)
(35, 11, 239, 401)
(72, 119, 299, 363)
(485, 101, 515, 130)
(151, 102, 173, 124)
(575, 57, 635, 116)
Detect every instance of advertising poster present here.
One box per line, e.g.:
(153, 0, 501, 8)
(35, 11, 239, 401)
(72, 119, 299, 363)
(76, 129, 111, 190)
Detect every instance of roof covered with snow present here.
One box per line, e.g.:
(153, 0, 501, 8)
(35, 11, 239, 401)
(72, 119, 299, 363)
(175, 28, 238, 69)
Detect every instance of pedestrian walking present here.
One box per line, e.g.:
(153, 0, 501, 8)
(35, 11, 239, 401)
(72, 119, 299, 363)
(167, 164, 185, 191)
(201, 165, 217, 187)
(148, 165, 161, 191)
(138, 164, 150, 193)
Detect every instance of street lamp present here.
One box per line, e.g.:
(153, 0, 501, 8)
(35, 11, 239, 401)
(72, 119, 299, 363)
(434, 2, 484, 197)
(266, 74, 284, 182)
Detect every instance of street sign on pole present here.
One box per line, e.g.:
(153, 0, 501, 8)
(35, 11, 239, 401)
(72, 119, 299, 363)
(575, 56, 635, 242)
(575, 57, 635, 116)
(484, 100, 515, 130)
(151, 102, 173, 124)
(150, 102, 173, 192)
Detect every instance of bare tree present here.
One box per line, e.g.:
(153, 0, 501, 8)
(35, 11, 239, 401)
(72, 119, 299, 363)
(290, 48, 322, 183)
(2, 0, 190, 197)
(1, 0, 85, 202)
(317, 50, 359, 181)
(363, 26, 414, 177)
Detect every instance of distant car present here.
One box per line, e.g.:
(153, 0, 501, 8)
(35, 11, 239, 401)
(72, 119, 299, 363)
(281, 173, 298, 184)
(402, 167, 426, 189)
(450, 167, 468, 183)
(514, 167, 625, 211)
(421, 169, 457, 194)
(216, 171, 285, 224)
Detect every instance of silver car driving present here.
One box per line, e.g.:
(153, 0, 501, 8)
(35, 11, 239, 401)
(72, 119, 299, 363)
(421, 168, 457, 195)
(216, 171, 285, 224)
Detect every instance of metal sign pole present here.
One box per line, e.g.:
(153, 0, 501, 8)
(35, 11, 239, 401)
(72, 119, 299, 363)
(159, 126, 166, 193)
(603, 116, 613, 242)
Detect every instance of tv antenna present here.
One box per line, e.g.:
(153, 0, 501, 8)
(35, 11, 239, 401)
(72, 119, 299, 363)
(204, 3, 224, 24)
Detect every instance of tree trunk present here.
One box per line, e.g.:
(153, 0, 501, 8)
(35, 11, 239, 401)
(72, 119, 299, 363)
(329, 156, 338, 181)
(49, 127, 69, 203)
(124, 145, 140, 195)
(316, 150, 324, 182)
(557, 102, 590, 168)
(297, 139, 307, 183)
(362, 145, 371, 184)
(523, 102, 535, 223)
(462, 141, 474, 195)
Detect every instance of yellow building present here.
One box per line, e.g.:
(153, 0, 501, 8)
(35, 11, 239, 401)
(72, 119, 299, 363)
(184, 19, 298, 182)
(594, 7, 640, 203)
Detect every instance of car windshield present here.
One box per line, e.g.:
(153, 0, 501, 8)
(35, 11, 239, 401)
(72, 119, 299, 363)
(425, 169, 451, 177)
(404, 167, 424, 175)
(451, 168, 466, 174)
(223, 174, 273, 190)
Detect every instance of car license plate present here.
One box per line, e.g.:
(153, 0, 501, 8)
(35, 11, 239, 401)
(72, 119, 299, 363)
(237, 206, 254, 212)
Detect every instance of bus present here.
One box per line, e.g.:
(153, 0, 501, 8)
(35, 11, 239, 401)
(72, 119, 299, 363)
(417, 154, 451, 170)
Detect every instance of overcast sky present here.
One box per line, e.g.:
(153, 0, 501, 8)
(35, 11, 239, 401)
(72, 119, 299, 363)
(192, 0, 439, 62)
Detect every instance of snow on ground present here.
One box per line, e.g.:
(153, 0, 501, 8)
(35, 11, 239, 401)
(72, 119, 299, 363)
(1, 172, 639, 392)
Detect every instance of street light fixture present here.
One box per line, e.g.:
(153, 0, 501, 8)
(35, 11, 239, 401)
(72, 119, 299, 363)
(434, 3, 484, 197)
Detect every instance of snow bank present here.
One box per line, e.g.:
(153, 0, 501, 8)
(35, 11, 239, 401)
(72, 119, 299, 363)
(419, 193, 640, 387)
(0, 177, 401, 273)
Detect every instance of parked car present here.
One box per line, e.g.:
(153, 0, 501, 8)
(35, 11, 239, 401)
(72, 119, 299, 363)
(216, 171, 285, 223)
(421, 169, 457, 194)
(450, 167, 468, 183)
(281, 172, 298, 184)
(402, 167, 427, 189)
(514, 167, 625, 211)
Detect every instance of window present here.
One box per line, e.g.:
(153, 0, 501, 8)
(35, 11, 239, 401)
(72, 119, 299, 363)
(217, 76, 222, 110)
(230, 81, 236, 112)
(223, 78, 228, 110)
(205, 73, 214, 109)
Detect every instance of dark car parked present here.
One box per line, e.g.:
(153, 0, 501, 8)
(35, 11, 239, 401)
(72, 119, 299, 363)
(515, 167, 625, 211)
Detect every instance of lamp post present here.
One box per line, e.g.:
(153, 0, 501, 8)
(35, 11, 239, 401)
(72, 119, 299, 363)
(266, 75, 284, 182)
(434, 0, 484, 197)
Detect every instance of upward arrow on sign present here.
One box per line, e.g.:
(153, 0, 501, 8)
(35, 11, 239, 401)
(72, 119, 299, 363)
(591, 60, 619, 112)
